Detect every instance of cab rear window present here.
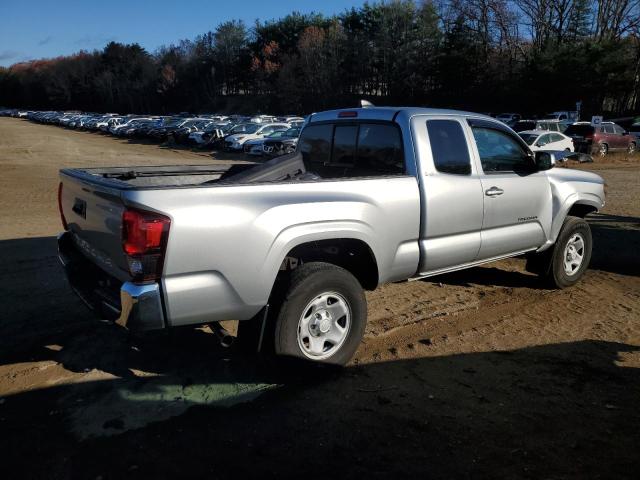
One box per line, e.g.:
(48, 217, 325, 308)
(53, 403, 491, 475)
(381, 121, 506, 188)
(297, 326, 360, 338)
(298, 123, 404, 178)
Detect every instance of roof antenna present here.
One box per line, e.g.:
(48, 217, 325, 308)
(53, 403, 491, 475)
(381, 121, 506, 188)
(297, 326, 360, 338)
(360, 99, 375, 108)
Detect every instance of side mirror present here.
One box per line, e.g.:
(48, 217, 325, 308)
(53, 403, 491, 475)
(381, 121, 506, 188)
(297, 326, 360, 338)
(535, 151, 556, 170)
(536, 140, 547, 147)
(622, 131, 629, 136)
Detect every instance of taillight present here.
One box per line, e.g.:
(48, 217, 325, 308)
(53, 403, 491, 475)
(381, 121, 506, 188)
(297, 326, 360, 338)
(58, 182, 68, 230)
(122, 208, 170, 283)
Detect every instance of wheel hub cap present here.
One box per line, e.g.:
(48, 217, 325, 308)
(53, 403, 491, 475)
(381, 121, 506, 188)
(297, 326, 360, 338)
(297, 292, 351, 360)
(309, 310, 333, 336)
(563, 233, 585, 276)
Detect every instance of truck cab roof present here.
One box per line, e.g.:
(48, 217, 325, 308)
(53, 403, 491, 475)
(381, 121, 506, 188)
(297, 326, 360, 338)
(309, 107, 494, 123)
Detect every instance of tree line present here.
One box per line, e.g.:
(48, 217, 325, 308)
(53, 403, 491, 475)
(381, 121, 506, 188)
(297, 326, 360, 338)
(1, 0, 638, 117)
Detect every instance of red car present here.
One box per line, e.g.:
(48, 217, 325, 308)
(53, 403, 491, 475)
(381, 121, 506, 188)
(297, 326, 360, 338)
(564, 121, 637, 156)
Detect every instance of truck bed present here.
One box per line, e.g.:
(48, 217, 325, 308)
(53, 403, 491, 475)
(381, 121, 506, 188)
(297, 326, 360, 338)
(61, 153, 309, 189)
(64, 164, 253, 188)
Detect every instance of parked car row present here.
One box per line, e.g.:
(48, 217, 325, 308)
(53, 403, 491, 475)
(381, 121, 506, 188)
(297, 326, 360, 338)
(487, 110, 636, 157)
(488, 111, 578, 130)
(512, 119, 567, 133)
(1, 108, 635, 158)
(0, 109, 306, 159)
(515, 120, 637, 157)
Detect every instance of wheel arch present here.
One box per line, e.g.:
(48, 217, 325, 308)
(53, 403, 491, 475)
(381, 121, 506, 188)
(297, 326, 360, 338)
(279, 238, 380, 291)
(567, 202, 599, 218)
(546, 196, 600, 248)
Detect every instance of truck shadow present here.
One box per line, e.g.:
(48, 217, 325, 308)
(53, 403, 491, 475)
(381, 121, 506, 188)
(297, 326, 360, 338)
(588, 213, 640, 277)
(0, 338, 638, 479)
(428, 263, 547, 290)
(1, 232, 639, 477)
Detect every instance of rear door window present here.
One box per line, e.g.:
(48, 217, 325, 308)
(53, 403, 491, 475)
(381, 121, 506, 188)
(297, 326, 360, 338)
(299, 123, 404, 178)
(356, 124, 404, 175)
(426, 120, 471, 175)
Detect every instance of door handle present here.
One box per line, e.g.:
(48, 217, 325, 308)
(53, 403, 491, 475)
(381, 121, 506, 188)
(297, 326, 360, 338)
(485, 186, 504, 197)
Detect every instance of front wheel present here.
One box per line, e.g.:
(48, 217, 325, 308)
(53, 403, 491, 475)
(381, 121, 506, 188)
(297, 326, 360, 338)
(271, 262, 367, 366)
(528, 216, 593, 288)
(628, 142, 636, 155)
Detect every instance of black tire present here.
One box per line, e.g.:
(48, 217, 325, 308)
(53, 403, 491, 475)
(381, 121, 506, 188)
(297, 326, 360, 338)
(271, 262, 367, 366)
(530, 216, 592, 288)
(598, 143, 608, 157)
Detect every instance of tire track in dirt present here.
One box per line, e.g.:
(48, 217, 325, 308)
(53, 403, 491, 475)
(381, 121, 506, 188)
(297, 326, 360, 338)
(356, 265, 640, 364)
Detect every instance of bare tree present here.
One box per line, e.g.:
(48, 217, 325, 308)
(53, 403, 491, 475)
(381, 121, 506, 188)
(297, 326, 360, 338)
(594, 0, 640, 40)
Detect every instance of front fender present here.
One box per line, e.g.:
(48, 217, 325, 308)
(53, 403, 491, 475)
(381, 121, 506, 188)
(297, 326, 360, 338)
(539, 193, 603, 251)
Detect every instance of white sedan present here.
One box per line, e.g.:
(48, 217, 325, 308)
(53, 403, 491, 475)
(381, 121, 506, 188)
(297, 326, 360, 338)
(518, 130, 574, 152)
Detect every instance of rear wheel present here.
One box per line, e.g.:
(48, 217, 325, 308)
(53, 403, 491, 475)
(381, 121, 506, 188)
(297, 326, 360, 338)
(271, 262, 367, 366)
(598, 143, 608, 157)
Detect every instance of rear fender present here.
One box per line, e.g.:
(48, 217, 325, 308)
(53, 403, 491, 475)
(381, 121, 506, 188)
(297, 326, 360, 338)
(260, 220, 379, 294)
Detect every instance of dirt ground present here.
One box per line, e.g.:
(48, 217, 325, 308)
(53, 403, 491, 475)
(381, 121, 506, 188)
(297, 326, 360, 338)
(0, 117, 639, 479)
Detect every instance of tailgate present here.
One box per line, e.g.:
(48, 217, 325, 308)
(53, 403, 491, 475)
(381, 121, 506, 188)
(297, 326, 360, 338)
(59, 172, 131, 281)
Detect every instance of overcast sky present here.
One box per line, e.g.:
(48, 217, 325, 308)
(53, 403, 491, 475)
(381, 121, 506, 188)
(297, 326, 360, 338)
(0, 0, 367, 67)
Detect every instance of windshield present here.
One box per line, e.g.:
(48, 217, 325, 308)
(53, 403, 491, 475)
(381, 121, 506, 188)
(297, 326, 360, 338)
(204, 123, 226, 132)
(179, 120, 200, 128)
(518, 133, 538, 145)
(231, 123, 260, 134)
(162, 118, 183, 127)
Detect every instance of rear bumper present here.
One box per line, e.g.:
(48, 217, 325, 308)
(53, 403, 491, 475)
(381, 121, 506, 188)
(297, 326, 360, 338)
(57, 231, 166, 331)
(572, 140, 596, 154)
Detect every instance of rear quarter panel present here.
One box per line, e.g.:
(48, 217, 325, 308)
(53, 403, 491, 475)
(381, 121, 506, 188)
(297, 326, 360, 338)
(124, 177, 421, 326)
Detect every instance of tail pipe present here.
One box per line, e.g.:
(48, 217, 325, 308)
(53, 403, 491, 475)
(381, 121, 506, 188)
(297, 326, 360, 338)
(210, 322, 235, 348)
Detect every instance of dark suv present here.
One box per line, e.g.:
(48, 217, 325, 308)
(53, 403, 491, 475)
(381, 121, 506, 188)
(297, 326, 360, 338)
(564, 122, 636, 156)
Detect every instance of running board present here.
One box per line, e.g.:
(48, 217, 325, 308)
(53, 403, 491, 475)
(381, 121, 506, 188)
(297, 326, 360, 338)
(410, 248, 536, 281)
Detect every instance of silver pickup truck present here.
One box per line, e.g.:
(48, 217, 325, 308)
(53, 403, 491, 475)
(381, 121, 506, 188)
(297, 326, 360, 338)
(58, 107, 605, 365)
